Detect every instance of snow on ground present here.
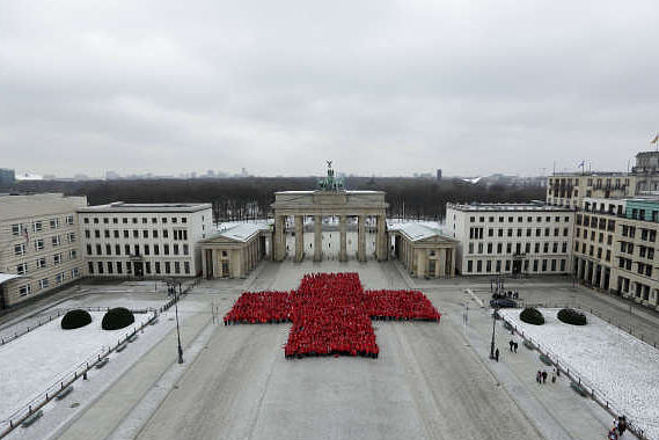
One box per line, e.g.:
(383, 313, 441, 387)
(0, 312, 149, 423)
(500, 308, 659, 440)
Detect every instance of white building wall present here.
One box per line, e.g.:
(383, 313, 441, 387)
(447, 204, 574, 276)
(0, 194, 87, 307)
(78, 205, 212, 279)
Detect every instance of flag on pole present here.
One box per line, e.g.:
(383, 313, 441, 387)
(651, 134, 659, 144)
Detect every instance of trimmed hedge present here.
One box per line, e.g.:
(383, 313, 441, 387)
(61, 309, 92, 330)
(557, 308, 587, 326)
(102, 307, 135, 330)
(520, 307, 545, 325)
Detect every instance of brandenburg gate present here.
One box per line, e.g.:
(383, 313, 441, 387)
(271, 162, 388, 262)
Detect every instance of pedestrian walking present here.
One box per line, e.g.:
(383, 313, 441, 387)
(495, 348, 500, 362)
(509, 340, 514, 351)
(541, 370, 548, 384)
(513, 342, 518, 353)
(536, 370, 542, 384)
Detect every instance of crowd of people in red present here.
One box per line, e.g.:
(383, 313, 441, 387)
(367, 289, 441, 321)
(223, 272, 441, 359)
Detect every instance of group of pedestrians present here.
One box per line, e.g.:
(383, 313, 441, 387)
(508, 339, 519, 353)
(535, 367, 558, 384)
(607, 415, 628, 439)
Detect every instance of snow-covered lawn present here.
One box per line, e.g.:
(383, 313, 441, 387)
(500, 308, 659, 440)
(0, 312, 148, 422)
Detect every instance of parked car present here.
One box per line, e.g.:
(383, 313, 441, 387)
(490, 298, 517, 308)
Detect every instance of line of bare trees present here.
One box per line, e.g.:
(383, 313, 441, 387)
(11, 177, 546, 223)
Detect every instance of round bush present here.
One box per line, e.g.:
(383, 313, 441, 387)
(520, 307, 545, 325)
(61, 309, 92, 330)
(557, 308, 587, 326)
(102, 307, 135, 330)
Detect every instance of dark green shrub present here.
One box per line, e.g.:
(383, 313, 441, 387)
(61, 309, 92, 330)
(557, 308, 587, 326)
(102, 307, 135, 330)
(520, 307, 545, 325)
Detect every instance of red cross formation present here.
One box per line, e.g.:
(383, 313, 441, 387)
(224, 272, 440, 359)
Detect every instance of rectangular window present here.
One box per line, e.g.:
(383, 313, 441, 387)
(67, 232, 76, 243)
(19, 284, 31, 296)
(53, 253, 62, 265)
(97, 262, 104, 274)
(107, 262, 114, 274)
(106, 244, 112, 255)
(164, 244, 170, 255)
(117, 262, 123, 274)
(39, 278, 49, 289)
(55, 272, 65, 284)
(184, 261, 190, 274)
(66, 215, 74, 225)
(69, 249, 77, 259)
(34, 239, 44, 251)
(183, 244, 189, 255)
(123, 230, 129, 238)
(88, 262, 94, 274)
(154, 244, 160, 255)
(153, 230, 159, 238)
(51, 235, 61, 246)
(155, 262, 161, 274)
(50, 218, 60, 229)
(16, 263, 28, 275)
(33, 221, 43, 232)
(36, 257, 46, 268)
(71, 267, 80, 278)
(115, 244, 121, 255)
(174, 244, 180, 255)
(14, 243, 26, 256)
(143, 230, 149, 238)
(165, 261, 171, 274)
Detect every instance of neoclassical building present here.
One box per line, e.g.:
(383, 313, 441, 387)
(271, 190, 389, 263)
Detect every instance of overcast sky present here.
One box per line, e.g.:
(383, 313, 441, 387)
(1, 0, 657, 178)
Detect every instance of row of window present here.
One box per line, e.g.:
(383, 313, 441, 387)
(468, 215, 571, 224)
(13, 233, 76, 256)
(83, 216, 188, 225)
(617, 257, 653, 277)
(84, 228, 189, 240)
(576, 214, 616, 232)
(574, 241, 612, 262)
(469, 226, 570, 239)
(574, 228, 614, 245)
(86, 243, 189, 257)
(16, 250, 78, 275)
(465, 258, 567, 273)
(87, 260, 191, 276)
(468, 241, 568, 255)
(11, 216, 75, 236)
(17, 268, 80, 296)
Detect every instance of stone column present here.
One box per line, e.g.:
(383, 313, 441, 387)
(358, 214, 366, 262)
(314, 215, 322, 262)
(438, 249, 446, 277)
(577, 257, 584, 280)
(416, 248, 425, 277)
(295, 215, 304, 262)
(375, 215, 387, 261)
(274, 215, 286, 262)
(339, 215, 347, 262)
(450, 248, 456, 277)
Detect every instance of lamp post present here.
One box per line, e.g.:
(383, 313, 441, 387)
(168, 279, 184, 364)
(489, 305, 498, 360)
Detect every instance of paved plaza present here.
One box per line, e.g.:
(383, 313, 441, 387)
(2, 261, 658, 440)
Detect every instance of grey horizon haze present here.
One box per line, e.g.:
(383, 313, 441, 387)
(0, 0, 658, 178)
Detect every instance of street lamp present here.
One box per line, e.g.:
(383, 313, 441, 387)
(489, 305, 498, 360)
(167, 279, 184, 364)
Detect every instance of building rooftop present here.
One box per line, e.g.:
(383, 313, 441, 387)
(389, 222, 455, 242)
(202, 222, 270, 243)
(0, 193, 88, 221)
(447, 202, 572, 212)
(78, 201, 211, 213)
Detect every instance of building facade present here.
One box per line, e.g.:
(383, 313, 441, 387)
(446, 203, 574, 276)
(389, 223, 457, 278)
(78, 202, 213, 279)
(199, 223, 270, 279)
(0, 193, 87, 308)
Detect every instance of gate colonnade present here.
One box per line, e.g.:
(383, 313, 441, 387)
(271, 190, 389, 262)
